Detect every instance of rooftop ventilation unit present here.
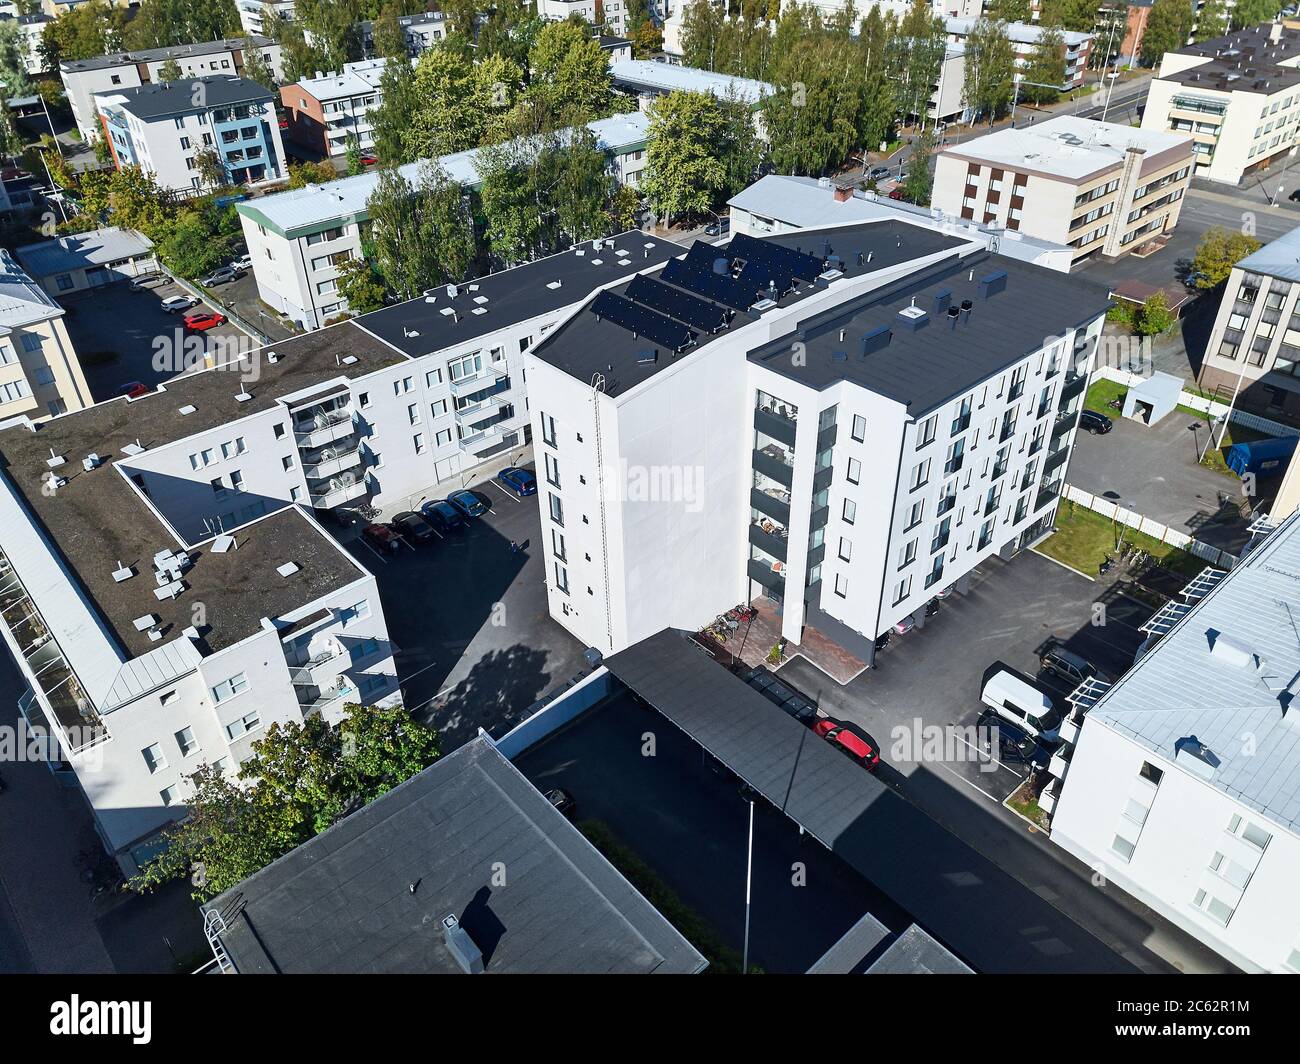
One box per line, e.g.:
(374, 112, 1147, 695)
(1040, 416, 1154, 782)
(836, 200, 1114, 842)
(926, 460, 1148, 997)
(959, 299, 974, 323)
(1174, 736, 1220, 780)
(979, 270, 1008, 299)
(46, 449, 64, 468)
(441, 913, 484, 974)
(276, 562, 300, 578)
(235, 384, 253, 403)
(861, 324, 891, 356)
(82, 453, 102, 471)
(1207, 630, 1261, 669)
(933, 289, 952, 317)
(178, 405, 196, 415)
(897, 303, 929, 331)
(946, 305, 961, 328)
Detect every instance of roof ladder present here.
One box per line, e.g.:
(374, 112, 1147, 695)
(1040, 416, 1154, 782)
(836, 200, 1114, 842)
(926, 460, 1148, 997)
(202, 908, 236, 974)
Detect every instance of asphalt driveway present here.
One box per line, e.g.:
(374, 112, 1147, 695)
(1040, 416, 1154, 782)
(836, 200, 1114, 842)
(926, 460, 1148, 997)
(1067, 411, 1276, 553)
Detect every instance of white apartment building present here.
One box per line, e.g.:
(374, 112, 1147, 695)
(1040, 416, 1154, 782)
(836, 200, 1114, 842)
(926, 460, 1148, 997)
(523, 220, 1109, 661)
(728, 174, 1075, 273)
(236, 0, 295, 36)
(60, 36, 284, 142)
(358, 10, 450, 57)
(1142, 21, 1300, 185)
(1049, 510, 1300, 974)
(0, 249, 91, 421)
(1197, 223, 1300, 418)
(95, 75, 288, 194)
(280, 58, 393, 161)
(2, 13, 51, 75)
(932, 116, 1193, 262)
(537, 0, 636, 36)
(943, 17, 1095, 91)
(238, 111, 653, 330)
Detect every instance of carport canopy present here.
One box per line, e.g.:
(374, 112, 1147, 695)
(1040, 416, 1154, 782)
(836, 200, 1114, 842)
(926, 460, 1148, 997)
(604, 629, 1138, 975)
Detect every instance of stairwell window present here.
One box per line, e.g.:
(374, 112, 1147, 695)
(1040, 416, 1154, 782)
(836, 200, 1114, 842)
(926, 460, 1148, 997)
(851, 414, 866, 442)
(549, 492, 564, 527)
(846, 457, 861, 485)
(545, 452, 561, 488)
(554, 562, 570, 595)
(916, 414, 938, 448)
(541, 412, 557, 448)
(211, 672, 248, 704)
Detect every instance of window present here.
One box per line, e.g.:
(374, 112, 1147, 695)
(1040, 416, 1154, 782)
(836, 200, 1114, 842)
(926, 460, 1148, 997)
(210, 477, 226, 497)
(838, 537, 852, 561)
(142, 743, 167, 774)
(851, 414, 866, 442)
(833, 573, 848, 597)
(359, 392, 370, 408)
(548, 492, 564, 526)
(407, 403, 420, 425)
(20, 334, 42, 353)
(160, 785, 180, 807)
(842, 499, 856, 524)
(1139, 761, 1163, 785)
(224, 710, 262, 741)
(1111, 835, 1136, 862)
(340, 599, 371, 625)
(916, 414, 938, 448)
(554, 561, 570, 594)
(552, 528, 567, 561)
(435, 428, 452, 446)
(352, 637, 380, 661)
(175, 727, 199, 757)
(431, 398, 448, 417)
(545, 452, 561, 487)
(893, 576, 911, 604)
(413, 433, 426, 455)
(426, 368, 443, 387)
(846, 457, 861, 484)
(394, 376, 413, 395)
(274, 423, 286, 439)
(230, 470, 244, 493)
(909, 458, 931, 491)
(898, 539, 917, 568)
(904, 499, 924, 531)
(211, 672, 248, 703)
(541, 412, 557, 447)
(282, 455, 294, 471)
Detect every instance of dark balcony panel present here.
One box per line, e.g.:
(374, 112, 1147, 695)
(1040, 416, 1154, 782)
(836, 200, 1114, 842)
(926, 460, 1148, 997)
(1059, 374, 1086, 404)
(951, 414, 971, 436)
(803, 578, 822, 602)
(810, 505, 830, 531)
(930, 532, 950, 554)
(944, 454, 964, 476)
(813, 465, 834, 493)
(1043, 446, 1069, 475)
(816, 424, 837, 451)
(807, 542, 825, 568)
(998, 423, 1015, 443)
(749, 523, 789, 561)
(924, 567, 945, 589)
(748, 558, 786, 595)
(937, 494, 956, 516)
(751, 487, 791, 526)
(1052, 415, 1076, 441)
(1036, 482, 1062, 511)
(755, 406, 798, 448)
(752, 448, 794, 488)
(991, 462, 1008, 482)
(984, 497, 1000, 517)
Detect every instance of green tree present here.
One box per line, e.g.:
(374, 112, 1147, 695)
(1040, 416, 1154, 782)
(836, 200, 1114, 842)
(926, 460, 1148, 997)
(987, 0, 1032, 20)
(1194, 0, 1229, 41)
(1230, 0, 1283, 30)
(963, 19, 1017, 123)
(345, 136, 364, 176)
(642, 90, 732, 226)
(335, 254, 388, 313)
(240, 41, 279, 91)
(0, 20, 32, 99)
(367, 162, 474, 298)
(1022, 24, 1067, 104)
(370, 53, 419, 165)
(763, 34, 862, 175)
(1190, 227, 1263, 289)
(608, 182, 642, 232)
(157, 58, 184, 82)
(287, 159, 336, 188)
(121, 0, 242, 50)
(155, 208, 228, 276)
(372, 4, 410, 60)
(40, 1, 128, 67)
(405, 44, 521, 159)
(680, 0, 725, 70)
(193, 147, 227, 189)
(896, 0, 947, 128)
(528, 19, 612, 122)
(1136, 291, 1176, 336)
(1142, 0, 1195, 67)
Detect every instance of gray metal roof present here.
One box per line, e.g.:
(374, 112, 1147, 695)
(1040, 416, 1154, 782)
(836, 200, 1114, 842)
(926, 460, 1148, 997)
(60, 35, 276, 73)
(866, 924, 974, 974)
(0, 248, 60, 328)
(102, 75, 273, 120)
(805, 912, 890, 974)
(1236, 222, 1300, 283)
(609, 59, 773, 105)
(1089, 510, 1300, 832)
(14, 227, 153, 279)
(203, 736, 708, 974)
(605, 630, 1136, 973)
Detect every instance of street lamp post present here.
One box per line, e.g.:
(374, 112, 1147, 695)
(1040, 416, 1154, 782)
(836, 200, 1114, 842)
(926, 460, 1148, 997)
(1101, 72, 1121, 122)
(741, 796, 755, 975)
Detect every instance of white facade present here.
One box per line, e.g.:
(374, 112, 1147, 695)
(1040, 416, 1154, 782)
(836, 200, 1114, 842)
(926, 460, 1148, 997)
(60, 36, 284, 141)
(524, 219, 1106, 659)
(1050, 511, 1300, 974)
(236, 0, 295, 36)
(238, 112, 652, 330)
(537, 0, 634, 36)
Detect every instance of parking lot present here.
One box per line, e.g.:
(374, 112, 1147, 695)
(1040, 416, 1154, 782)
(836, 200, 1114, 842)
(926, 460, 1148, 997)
(60, 279, 251, 403)
(199, 269, 297, 342)
(779, 549, 1151, 806)
(1069, 407, 1276, 554)
(333, 467, 591, 749)
(514, 690, 912, 973)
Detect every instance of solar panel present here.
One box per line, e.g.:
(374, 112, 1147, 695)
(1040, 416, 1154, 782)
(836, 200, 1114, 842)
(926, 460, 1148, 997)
(681, 239, 794, 296)
(627, 275, 729, 333)
(729, 232, 825, 282)
(590, 290, 696, 351)
(662, 257, 756, 312)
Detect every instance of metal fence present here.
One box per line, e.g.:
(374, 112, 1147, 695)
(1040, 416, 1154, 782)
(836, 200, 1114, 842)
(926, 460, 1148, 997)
(1093, 366, 1300, 439)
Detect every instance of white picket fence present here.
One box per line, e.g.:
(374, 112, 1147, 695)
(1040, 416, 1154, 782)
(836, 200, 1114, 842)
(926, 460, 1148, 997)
(1094, 366, 1300, 439)
(1060, 484, 1239, 569)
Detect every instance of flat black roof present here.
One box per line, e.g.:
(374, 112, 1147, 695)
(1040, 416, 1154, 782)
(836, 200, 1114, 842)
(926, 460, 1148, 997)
(354, 232, 686, 359)
(530, 221, 970, 399)
(749, 250, 1112, 415)
(0, 323, 400, 655)
(108, 75, 273, 119)
(605, 630, 1137, 974)
(203, 736, 708, 974)
(1163, 22, 1300, 92)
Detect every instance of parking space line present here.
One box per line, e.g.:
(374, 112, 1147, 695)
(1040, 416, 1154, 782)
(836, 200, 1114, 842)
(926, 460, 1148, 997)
(949, 731, 1025, 780)
(486, 481, 521, 504)
(358, 539, 388, 565)
(934, 760, 1006, 804)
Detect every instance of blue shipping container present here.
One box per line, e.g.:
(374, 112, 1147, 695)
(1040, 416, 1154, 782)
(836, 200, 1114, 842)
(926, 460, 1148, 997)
(1225, 435, 1299, 477)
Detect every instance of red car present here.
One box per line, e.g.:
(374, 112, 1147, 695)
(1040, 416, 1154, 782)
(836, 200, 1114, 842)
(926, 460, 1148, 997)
(814, 718, 881, 771)
(359, 151, 378, 167)
(888, 187, 907, 201)
(117, 381, 149, 399)
(183, 312, 226, 332)
(361, 522, 401, 554)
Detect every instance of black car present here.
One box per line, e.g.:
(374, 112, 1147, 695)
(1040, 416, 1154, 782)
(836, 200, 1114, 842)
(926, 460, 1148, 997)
(1290, 189, 1300, 202)
(421, 499, 465, 533)
(1078, 409, 1113, 434)
(392, 510, 436, 545)
(977, 710, 1051, 768)
(544, 788, 575, 815)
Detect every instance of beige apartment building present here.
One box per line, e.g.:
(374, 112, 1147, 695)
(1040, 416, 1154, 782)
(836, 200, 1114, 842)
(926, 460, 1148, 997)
(1141, 21, 1300, 186)
(932, 116, 1193, 263)
(0, 250, 90, 422)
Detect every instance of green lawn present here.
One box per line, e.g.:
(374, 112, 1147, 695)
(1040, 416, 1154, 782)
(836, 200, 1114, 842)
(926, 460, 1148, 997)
(1035, 501, 1208, 580)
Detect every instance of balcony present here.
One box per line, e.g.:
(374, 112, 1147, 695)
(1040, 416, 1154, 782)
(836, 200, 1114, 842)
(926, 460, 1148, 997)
(1051, 412, 1076, 439)
(287, 647, 346, 686)
(924, 564, 945, 589)
(810, 504, 830, 531)
(1043, 446, 1069, 476)
(951, 413, 970, 436)
(309, 478, 368, 509)
(937, 492, 956, 517)
(816, 423, 837, 451)
(1036, 480, 1062, 512)
(943, 453, 964, 476)
(984, 494, 1001, 517)
(752, 445, 794, 489)
(998, 421, 1016, 444)
(449, 365, 508, 398)
(812, 464, 833, 493)
(751, 485, 791, 526)
(754, 405, 797, 447)
(991, 460, 1008, 482)
(749, 520, 789, 562)
(1058, 373, 1086, 405)
(454, 395, 507, 427)
(748, 557, 786, 595)
(298, 678, 358, 717)
(294, 409, 356, 449)
(1038, 777, 1061, 815)
(977, 529, 994, 550)
(930, 529, 950, 554)
(302, 443, 362, 481)
(1048, 742, 1073, 781)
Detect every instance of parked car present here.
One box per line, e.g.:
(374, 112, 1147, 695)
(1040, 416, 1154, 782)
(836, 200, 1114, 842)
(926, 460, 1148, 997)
(183, 312, 226, 332)
(160, 294, 200, 313)
(866, 165, 891, 181)
(421, 499, 465, 533)
(893, 615, 915, 635)
(230, 254, 252, 272)
(1290, 189, 1300, 203)
(200, 266, 241, 287)
(359, 151, 378, 167)
(496, 466, 537, 498)
(1039, 644, 1109, 688)
(447, 489, 489, 518)
(704, 218, 730, 236)
(814, 717, 881, 770)
(888, 187, 907, 201)
(117, 381, 149, 399)
(129, 272, 167, 290)
(392, 510, 437, 545)
(976, 709, 1050, 769)
(1078, 410, 1112, 435)
(544, 788, 575, 815)
(361, 523, 402, 554)
(980, 668, 1062, 742)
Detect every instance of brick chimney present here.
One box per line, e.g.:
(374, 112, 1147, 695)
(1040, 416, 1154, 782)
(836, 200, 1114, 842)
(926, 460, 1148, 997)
(833, 183, 854, 203)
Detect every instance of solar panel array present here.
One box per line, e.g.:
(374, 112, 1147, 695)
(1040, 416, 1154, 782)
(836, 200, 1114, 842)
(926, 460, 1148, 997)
(662, 257, 758, 312)
(627, 274, 729, 333)
(590, 290, 696, 351)
(728, 232, 825, 283)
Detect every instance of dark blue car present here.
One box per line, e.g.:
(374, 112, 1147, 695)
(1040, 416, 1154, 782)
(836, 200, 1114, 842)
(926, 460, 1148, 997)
(420, 499, 465, 533)
(497, 466, 537, 498)
(447, 489, 489, 518)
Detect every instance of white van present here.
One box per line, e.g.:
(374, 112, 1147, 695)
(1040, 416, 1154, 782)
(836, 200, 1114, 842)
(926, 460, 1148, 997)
(980, 669, 1062, 741)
